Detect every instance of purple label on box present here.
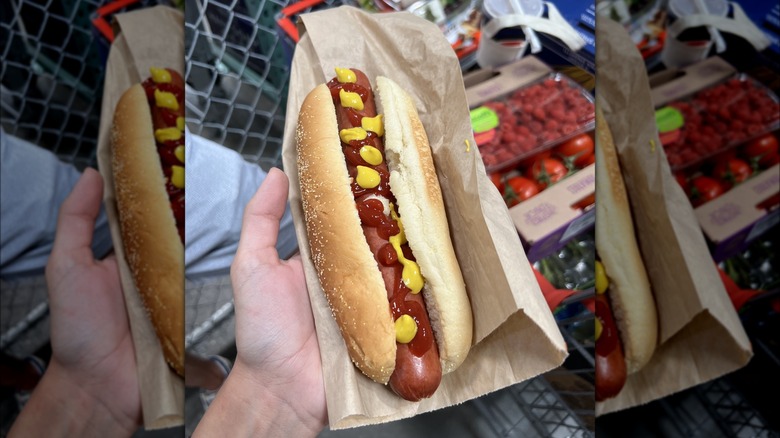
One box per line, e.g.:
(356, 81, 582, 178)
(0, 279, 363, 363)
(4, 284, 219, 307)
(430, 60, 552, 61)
(754, 173, 780, 194)
(524, 203, 557, 226)
(708, 202, 741, 226)
(565, 173, 595, 194)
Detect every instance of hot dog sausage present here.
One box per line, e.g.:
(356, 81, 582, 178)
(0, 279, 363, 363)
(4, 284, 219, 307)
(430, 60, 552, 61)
(595, 292, 627, 401)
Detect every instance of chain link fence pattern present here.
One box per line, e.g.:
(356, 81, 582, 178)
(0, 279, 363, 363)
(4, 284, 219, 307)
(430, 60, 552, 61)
(183, 0, 347, 170)
(1, 0, 157, 170)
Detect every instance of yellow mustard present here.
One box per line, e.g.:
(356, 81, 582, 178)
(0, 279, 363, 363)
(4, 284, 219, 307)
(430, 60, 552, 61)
(339, 88, 364, 111)
(174, 145, 185, 163)
(155, 127, 182, 143)
(339, 127, 367, 143)
(176, 116, 185, 131)
(335, 67, 356, 83)
(389, 204, 424, 294)
(171, 165, 184, 189)
(359, 146, 383, 166)
(361, 114, 384, 136)
(154, 89, 179, 111)
(595, 318, 602, 341)
(394, 314, 418, 344)
(149, 67, 171, 84)
(355, 165, 380, 189)
(595, 260, 608, 295)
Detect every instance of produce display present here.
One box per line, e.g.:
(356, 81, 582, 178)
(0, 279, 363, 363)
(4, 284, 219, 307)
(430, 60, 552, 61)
(673, 131, 778, 207)
(470, 72, 596, 209)
(472, 73, 595, 173)
(654, 72, 779, 209)
(657, 75, 779, 170)
(489, 132, 595, 208)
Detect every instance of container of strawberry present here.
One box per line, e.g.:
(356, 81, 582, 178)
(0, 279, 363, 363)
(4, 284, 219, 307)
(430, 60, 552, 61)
(471, 72, 595, 173)
(657, 74, 779, 172)
(466, 56, 596, 261)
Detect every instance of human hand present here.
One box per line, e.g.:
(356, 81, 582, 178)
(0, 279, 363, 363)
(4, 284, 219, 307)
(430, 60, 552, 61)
(11, 168, 141, 436)
(195, 168, 326, 436)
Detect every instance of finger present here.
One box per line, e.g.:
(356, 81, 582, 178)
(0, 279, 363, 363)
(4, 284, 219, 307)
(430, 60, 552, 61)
(50, 168, 104, 263)
(235, 167, 289, 266)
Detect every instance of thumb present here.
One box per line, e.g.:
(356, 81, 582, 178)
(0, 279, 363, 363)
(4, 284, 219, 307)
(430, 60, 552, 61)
(48, 168, 104, 272)
(234, 168, 290, 268)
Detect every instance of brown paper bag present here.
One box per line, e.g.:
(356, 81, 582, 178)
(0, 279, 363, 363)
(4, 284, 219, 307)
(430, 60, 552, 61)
(594, 18, 752, 416)
(95, 6, 184, 429)
(280, 6, 568, 429)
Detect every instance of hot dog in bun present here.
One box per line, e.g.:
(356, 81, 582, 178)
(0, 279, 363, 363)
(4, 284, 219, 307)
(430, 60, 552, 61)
(111, 67, 185, 377)
(595, 108, 658, 401)
(295, 68, 473, 401)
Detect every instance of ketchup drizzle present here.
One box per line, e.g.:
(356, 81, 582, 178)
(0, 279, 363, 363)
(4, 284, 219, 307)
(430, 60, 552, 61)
(595, 294, 620, 356)
(391, 279, 434, 357)
(357, 199, 399, 240)
(326, 78, 370, 103)
(142, 75, 184, 243)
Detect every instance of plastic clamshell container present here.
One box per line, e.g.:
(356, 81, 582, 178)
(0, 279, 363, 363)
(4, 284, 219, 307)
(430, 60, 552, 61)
(656, 73, 780, 171)
(471, 72, 595, 173)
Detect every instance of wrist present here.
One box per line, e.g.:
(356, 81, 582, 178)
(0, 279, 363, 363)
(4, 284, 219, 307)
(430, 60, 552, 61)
(194, 359, 324, 437)
(10, 362, 137, 437)
(52, 359, 140, 433)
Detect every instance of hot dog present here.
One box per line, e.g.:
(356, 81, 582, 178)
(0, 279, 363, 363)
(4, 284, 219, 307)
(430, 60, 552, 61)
(111, 67, 185, 377)
(594, 107, 658, 402)
(296, 68, 473, 401)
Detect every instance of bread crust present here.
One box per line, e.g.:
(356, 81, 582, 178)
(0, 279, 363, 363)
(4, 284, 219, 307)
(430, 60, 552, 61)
(111, 83, 184, 377)
(595, 108, 657, 374)
(296, 84, 396, 384)
(376, 76, 473, 373)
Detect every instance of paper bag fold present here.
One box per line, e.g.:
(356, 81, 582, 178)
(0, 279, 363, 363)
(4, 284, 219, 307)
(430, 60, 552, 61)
(95, 6, 184, 429)
(281, 6, 567, 429)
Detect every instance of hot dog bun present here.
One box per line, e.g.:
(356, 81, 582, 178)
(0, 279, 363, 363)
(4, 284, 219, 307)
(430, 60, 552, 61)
(112, 83, 184, 377)
(376, 76, 472, 373)
(296, 75, 473, 388)
(595, 108, 657, 374)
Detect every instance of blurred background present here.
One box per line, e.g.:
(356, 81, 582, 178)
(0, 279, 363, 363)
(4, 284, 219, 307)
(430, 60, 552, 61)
(2, 0, 778, 437)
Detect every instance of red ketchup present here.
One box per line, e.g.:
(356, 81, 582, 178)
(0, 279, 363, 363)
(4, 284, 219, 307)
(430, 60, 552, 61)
(142, 73, 185, 243)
